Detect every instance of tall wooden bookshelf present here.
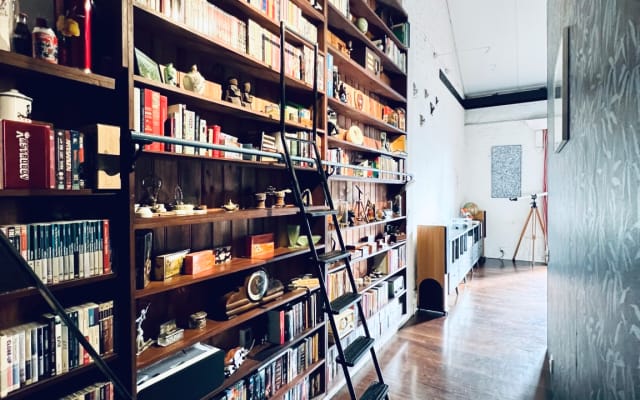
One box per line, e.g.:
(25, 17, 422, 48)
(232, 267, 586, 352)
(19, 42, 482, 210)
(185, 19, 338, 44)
(0, 0, 409, 398)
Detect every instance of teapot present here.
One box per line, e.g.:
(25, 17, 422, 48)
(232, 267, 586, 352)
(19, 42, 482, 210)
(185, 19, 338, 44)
(222, 199, 239, 212)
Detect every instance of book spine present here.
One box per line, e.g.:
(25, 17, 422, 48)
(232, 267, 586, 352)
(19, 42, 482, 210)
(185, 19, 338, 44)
(70, 130, 81, 190)
(55, 129, 66, 189)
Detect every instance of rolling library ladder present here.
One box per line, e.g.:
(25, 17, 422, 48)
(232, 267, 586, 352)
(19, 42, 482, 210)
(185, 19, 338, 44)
(277, 24, 388, 400)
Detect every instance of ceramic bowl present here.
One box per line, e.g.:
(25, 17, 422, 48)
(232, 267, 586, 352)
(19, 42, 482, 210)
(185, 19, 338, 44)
(296, 235, 322, 247)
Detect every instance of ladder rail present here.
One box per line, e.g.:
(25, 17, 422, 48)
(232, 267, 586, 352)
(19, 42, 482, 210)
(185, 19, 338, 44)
(278, 21, 387, 400)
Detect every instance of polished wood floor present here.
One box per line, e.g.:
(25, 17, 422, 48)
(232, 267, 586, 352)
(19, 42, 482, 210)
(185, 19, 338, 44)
(333, 259, 550, 400)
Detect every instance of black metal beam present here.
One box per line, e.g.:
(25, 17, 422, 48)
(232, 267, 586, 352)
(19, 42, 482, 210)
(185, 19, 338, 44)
(438, 69, 548, 110)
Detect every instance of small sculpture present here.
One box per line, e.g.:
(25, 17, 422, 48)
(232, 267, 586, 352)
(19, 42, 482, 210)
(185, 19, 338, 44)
(338, 82, 347, 103)
(266, 186, 291, 208)
(183, 65, 205, 94)
(301, 188, 313, 206)
(254, 192, 266, 209)
(241, 81, 254, 109)
(224, 346, 251, 377)
(141, 175, 162, 208)
(164, 63, 178, 86)
(222, 199, 239, 211)
(224, 78, 242, 105)
(136, 304, 154, 356)
(392, 194, 402, 217)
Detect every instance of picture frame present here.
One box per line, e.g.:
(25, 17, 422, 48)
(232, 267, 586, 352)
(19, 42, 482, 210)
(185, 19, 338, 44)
(553, 26, 570, 153)
(134, 47, 163, 83)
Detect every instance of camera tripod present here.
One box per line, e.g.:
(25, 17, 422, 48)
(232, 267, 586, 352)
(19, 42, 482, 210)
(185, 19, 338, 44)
(512, 193, 548, 265)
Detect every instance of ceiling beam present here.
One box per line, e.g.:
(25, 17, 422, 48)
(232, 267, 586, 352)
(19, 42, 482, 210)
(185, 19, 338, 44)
(439, 69, 548, 110)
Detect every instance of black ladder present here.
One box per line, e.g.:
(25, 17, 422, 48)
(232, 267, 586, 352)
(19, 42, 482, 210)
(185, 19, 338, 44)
(277, 22, 388, 400)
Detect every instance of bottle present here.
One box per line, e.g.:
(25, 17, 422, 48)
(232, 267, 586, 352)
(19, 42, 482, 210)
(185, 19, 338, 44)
(12, 12, 31, 56)
(32, 17, 58, 63)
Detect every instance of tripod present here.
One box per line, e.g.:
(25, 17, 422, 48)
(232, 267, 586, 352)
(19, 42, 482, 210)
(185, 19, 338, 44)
(512, 193, 547, 265)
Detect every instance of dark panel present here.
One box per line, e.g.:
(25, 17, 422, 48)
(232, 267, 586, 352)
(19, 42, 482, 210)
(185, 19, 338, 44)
(547, 1, 640, 398)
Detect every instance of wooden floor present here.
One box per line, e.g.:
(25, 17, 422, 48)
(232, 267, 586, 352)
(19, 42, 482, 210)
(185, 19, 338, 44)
(333, 259, 550, 400)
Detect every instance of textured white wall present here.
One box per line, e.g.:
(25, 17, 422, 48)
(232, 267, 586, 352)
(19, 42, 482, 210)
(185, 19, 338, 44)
(405, 0, 466, 311)
(463, 114, 547, 263)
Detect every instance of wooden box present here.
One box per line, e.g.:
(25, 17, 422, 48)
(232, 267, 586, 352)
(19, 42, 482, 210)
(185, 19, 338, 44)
(351, 46, 381, 78)
(82, 123, 121, 189)
(154, 249, 189, 280)
(184, 250, 215, 275)
(204, 81, 222, 101)
(246, 233, 275, 259)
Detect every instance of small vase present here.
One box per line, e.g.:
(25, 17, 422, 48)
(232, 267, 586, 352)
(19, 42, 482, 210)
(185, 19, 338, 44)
(183, 65, 205, 94)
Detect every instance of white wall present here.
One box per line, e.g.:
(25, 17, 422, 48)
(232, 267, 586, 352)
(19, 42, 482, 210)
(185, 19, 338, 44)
(405, 0, 466, 311)
(463, 108, 547, 263)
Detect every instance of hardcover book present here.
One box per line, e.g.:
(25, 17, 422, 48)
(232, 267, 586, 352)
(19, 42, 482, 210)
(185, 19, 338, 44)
(1, 120, 55, 189)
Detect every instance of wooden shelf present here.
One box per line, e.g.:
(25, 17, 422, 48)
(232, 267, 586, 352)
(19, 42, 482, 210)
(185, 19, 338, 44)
(133, 205, 328, 229)
(328, 97, 406, 134)
(328, 46, 405, 103)
(133, 75, 319, 133)
(0, 189, 114, 197)
(0, 273, 117, 301)
(133, 4, 321, 94)
(0, 50, 116, 89)
(328, 174, 407, 185)
(218, 0, 324, 49)
(327, 136, 407, 159)
(208, 323, 325, 398)
(327, 4, 406, 77)
(351, 240, 407, 264)
(135, 246, 324, 299)
(329, 216, 405, 233)
(357, 266, 407, 294)
(348, 0, 408, 52)
(4, 354, 118, 400)
(136, 289, 316, 369)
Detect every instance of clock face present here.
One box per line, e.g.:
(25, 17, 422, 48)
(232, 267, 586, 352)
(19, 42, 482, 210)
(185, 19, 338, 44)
(246, 270, 268, 301)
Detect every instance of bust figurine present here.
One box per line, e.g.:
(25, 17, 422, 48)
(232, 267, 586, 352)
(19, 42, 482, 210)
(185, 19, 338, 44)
(183, 65, 205, 94)
(241, 81, 254, 109)
(224, 78, 242, 105)
(164, 63, 178, 86)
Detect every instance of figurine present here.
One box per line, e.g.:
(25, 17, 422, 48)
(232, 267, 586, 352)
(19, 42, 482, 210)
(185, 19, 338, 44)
(141, 175, 162, 208)
(136, 304, 154, 355)
(338, 82, 347, 103)
(164, 63, 178, 86)
(241, 81, 254, 109)
(222, 199, 239, 211)
(254, 192, 266, 209)
(224, 78, 242, 105)
(266, 186, 291, 207)
(183, 65, 205, 94)
(224, 346, 251, 377)
(301, 188, 313, 206)
(392, 194, 402, 217)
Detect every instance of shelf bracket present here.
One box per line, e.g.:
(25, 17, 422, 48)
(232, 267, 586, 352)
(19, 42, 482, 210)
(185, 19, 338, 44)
(130, 141, 151, 172)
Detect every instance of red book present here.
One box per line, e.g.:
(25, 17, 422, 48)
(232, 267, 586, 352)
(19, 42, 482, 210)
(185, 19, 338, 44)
(210, 124, 221, 158)
(102, 219, 111, 274)
(1, 120, 54, 189)
(159, 94, 167, 152)
(143, 88, 154, 150)
(151, 90, 161, 152)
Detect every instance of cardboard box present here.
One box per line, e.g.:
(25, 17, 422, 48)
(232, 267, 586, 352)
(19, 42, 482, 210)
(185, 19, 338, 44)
(154, 249, 189, 280)
(184, 250, 215, 275)
(82, 124, 121, 189)
(246, 233, 274, 259)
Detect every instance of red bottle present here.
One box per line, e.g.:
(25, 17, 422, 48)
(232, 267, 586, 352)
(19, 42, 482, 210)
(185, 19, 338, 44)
(55, 0, 92, 72)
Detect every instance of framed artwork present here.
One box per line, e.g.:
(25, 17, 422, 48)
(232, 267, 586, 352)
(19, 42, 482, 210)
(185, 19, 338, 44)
(553, 26, 570, 153)
(134, 48, 163, 83)
(491, 145, 522, 198)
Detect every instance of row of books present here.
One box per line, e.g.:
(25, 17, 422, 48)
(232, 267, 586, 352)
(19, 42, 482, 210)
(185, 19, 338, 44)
(326, 297, 403, 386)
(247, 19, 324, 88)
(326, 149, 406, 179)
(370, 245, 406, 275)
(328, 0, 348, 16)
(280, 370, 322, 400)
(0, 120, 85, 190)
(266, 292, 319, 345)
(326, 269, 350, 302)
(60, 381, 114, 400)
(0, 300, 114, 398)
(244, 0, 319, 44)
(0, 219, 112, 285)
(214, 332, 321, 400)
(360, 282, 390, 319)
(372, 34, 407, 73)
(135, 0, 247, 54)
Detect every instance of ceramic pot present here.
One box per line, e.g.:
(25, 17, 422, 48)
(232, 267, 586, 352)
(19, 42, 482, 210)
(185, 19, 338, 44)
(0, 89, 32, 122)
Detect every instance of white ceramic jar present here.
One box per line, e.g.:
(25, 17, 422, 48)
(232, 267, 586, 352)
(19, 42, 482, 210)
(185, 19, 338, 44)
(0, 89, 33, 122)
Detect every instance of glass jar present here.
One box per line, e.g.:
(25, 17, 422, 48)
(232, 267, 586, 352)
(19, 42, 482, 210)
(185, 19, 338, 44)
(12, 12, 31, 56)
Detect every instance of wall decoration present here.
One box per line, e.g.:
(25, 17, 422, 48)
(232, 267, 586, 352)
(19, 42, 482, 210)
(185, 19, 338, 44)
(491, 145, 521, 198)
(553, 26, 570, 152)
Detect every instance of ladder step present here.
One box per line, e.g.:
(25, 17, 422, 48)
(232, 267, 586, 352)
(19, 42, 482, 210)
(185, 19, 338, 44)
(306, 208, 339, 217)
(336, 336, 374, 367)
(360, 382, 389, 400)
(318, 250, 350, 264)
(329, 292, 361, 314)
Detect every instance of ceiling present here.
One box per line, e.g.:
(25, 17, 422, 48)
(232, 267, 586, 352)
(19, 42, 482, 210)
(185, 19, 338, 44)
(441, 0, 548, 98)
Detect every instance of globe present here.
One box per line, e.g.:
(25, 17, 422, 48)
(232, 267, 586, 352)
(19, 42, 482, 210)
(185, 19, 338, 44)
(462, 202, 479, 216)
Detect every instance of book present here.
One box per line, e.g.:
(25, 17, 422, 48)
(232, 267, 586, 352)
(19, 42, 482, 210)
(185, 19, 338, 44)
(1, 120, 55, 189)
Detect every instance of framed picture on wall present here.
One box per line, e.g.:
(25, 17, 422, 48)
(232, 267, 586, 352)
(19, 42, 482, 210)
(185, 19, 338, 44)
(553, 26, 570, 153)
